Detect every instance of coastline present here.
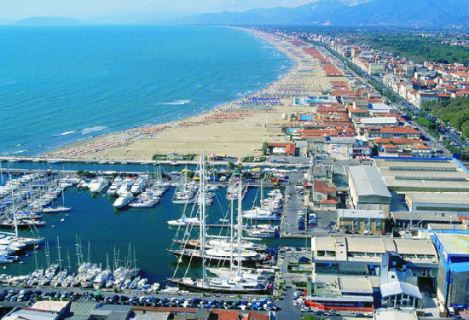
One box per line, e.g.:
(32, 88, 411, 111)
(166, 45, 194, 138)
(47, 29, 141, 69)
(43, 28, 339, 161)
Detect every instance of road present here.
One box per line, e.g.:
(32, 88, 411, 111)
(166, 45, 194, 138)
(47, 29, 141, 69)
(317, 41, 461, 157)
(280, 172, 307, 237)
(276, 287, 302, 320)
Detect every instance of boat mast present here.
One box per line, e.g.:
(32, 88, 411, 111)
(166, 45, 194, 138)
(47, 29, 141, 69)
(57, 236, 62, 270)
(66, 249, 71, 271)
(230, 198, 234, 272)
(33, 244, 39, 271)
(199, 151, 207, 283)
(237, 178, 243, 275)
(11, 188, 18, 238)
(45, 241, 51, 268)
(260, 177, 263, 205)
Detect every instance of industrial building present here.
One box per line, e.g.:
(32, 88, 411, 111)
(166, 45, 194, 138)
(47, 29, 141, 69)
(405, 192, 469, 215)
(336, 209, 387, 234)
(432, 233, 469, 310)
(374, 158, 469, 192)
(391, 211, 460, 229)
(348, 166, 392, 214)
(311, 236, 439, 286)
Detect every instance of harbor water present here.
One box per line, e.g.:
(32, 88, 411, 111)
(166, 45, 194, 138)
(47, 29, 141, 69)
(2, 176, 300, 284)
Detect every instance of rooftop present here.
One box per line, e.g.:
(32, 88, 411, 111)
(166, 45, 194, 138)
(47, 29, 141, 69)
(338, 277, 373, 294)
(348, 166, 391, 199)
(434, 233, 469, 256)
(380, 281, 422, 299)
(360, 117, 397, 125)
(337, 209, 386, 220)
(31, 301, 70, 313)
(313, 236, 438, 261)
(374, 158, 469, 192)
(391, 211, 459, 222)
(406, 192, 469, 205)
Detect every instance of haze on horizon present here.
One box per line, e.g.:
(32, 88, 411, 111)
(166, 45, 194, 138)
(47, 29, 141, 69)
(0, 0, 316, 23)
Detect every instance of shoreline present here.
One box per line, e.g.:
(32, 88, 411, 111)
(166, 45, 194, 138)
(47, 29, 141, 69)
(43, 28, 337, 161)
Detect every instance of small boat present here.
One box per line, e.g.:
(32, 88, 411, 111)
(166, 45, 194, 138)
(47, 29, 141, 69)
(129, 190, 159, 208)
(113, 192, 134, 209)
(167, 215, 200, 227)
(245, 225, 279, 238)
(41, 206, 71, 214)
(130, 177, 145, 194)
(88, 177, 109, 193)
(107, 177, 123, 196)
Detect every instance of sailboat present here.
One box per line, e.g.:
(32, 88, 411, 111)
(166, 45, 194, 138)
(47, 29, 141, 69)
(41, 188, 71, 213)
(169, 153, 270, 294)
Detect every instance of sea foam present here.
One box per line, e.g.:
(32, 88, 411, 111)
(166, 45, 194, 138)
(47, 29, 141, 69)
(160, 99, 192, 106)
(81, 126, 107, 135)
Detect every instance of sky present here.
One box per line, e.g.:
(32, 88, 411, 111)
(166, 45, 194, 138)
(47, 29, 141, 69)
(0, 0, 315, 22)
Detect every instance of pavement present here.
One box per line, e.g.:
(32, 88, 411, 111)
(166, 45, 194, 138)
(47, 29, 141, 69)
(276, 287, 302, 320)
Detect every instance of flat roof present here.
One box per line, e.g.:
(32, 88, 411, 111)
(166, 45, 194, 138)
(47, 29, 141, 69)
(374, 158, 469, 192)
(4, 310, 58, 320)
(313, 236, 437, 259)
(428, 223, 468, 231)
(337, 209, 386, 219)
(348, 166, 391, 198)
(360, 117, 397, 125)
(434, 233, 469, 256)
(406, 192, 469, 205)
(391, 211, 459, 222)
(31, 301, 70, 313)
(338, 277, 373, 294)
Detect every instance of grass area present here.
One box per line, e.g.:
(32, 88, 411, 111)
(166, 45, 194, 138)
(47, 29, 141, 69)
(152, 153, 196, 161)
(422, 98, 469, 139)
(363, 34, 469, 65)
(240, 156, 266, 163)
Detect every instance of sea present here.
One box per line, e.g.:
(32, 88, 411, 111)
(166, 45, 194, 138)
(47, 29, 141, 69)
(0, 25, 292, 155)
(0, 25, 299, 283)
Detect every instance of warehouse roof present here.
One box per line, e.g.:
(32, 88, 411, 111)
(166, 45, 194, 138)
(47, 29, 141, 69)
(406, 192, 469, 205)
(348, 166, 391, 198)
(391, 211, 459, 222)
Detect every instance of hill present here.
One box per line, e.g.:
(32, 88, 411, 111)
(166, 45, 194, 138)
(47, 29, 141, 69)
(187, 0, 469, 28)
(16, 17, 82, 26)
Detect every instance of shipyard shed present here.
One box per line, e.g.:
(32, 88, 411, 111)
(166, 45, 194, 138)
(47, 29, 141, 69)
(348, 166, 391, 213)
(405, 192, 469, 215)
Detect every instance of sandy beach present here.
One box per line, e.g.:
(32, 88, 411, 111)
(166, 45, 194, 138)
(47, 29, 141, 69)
(44, 29, 345, 161)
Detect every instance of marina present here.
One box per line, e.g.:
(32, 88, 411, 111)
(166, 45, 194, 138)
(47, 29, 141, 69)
(0, 161, 298, 291)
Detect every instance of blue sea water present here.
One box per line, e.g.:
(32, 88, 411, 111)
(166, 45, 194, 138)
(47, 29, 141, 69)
(0, 25, 291, 155)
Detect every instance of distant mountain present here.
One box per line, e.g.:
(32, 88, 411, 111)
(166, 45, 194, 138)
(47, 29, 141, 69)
(16, 17, 81, 26)
(187, 0, 469, 28)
